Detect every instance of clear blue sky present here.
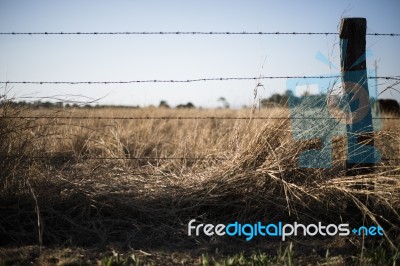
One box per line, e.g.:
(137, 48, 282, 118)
(0, 0, 399, 108)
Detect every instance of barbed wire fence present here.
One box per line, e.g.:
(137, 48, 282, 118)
(1, 30, 400, 166)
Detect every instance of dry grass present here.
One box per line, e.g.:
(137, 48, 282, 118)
(0, 100, 399, 263)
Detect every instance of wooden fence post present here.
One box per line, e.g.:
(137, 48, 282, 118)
(339, 18, 375, 176)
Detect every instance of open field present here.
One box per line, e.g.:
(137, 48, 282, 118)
(1, 104, 400, 265)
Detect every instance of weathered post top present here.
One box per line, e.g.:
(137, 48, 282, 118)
(340, 18, 367, 72)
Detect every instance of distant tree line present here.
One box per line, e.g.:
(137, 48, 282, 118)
(0, 100, 141, 109)
(260, 91, 400, 115)
(0, 100, 198, 109)
(158, 101, 196, 109)
(260, 90, 324, 108)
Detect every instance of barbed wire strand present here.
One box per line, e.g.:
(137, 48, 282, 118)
(0, 155, 398, 162)
(1, 76, 399, 85)
(0, 155, 225, 161)
(0, 31, 399, 36)
(0, 116, 399, 120)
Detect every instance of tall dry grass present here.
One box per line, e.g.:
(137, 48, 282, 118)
(0, 102, 399, 253)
